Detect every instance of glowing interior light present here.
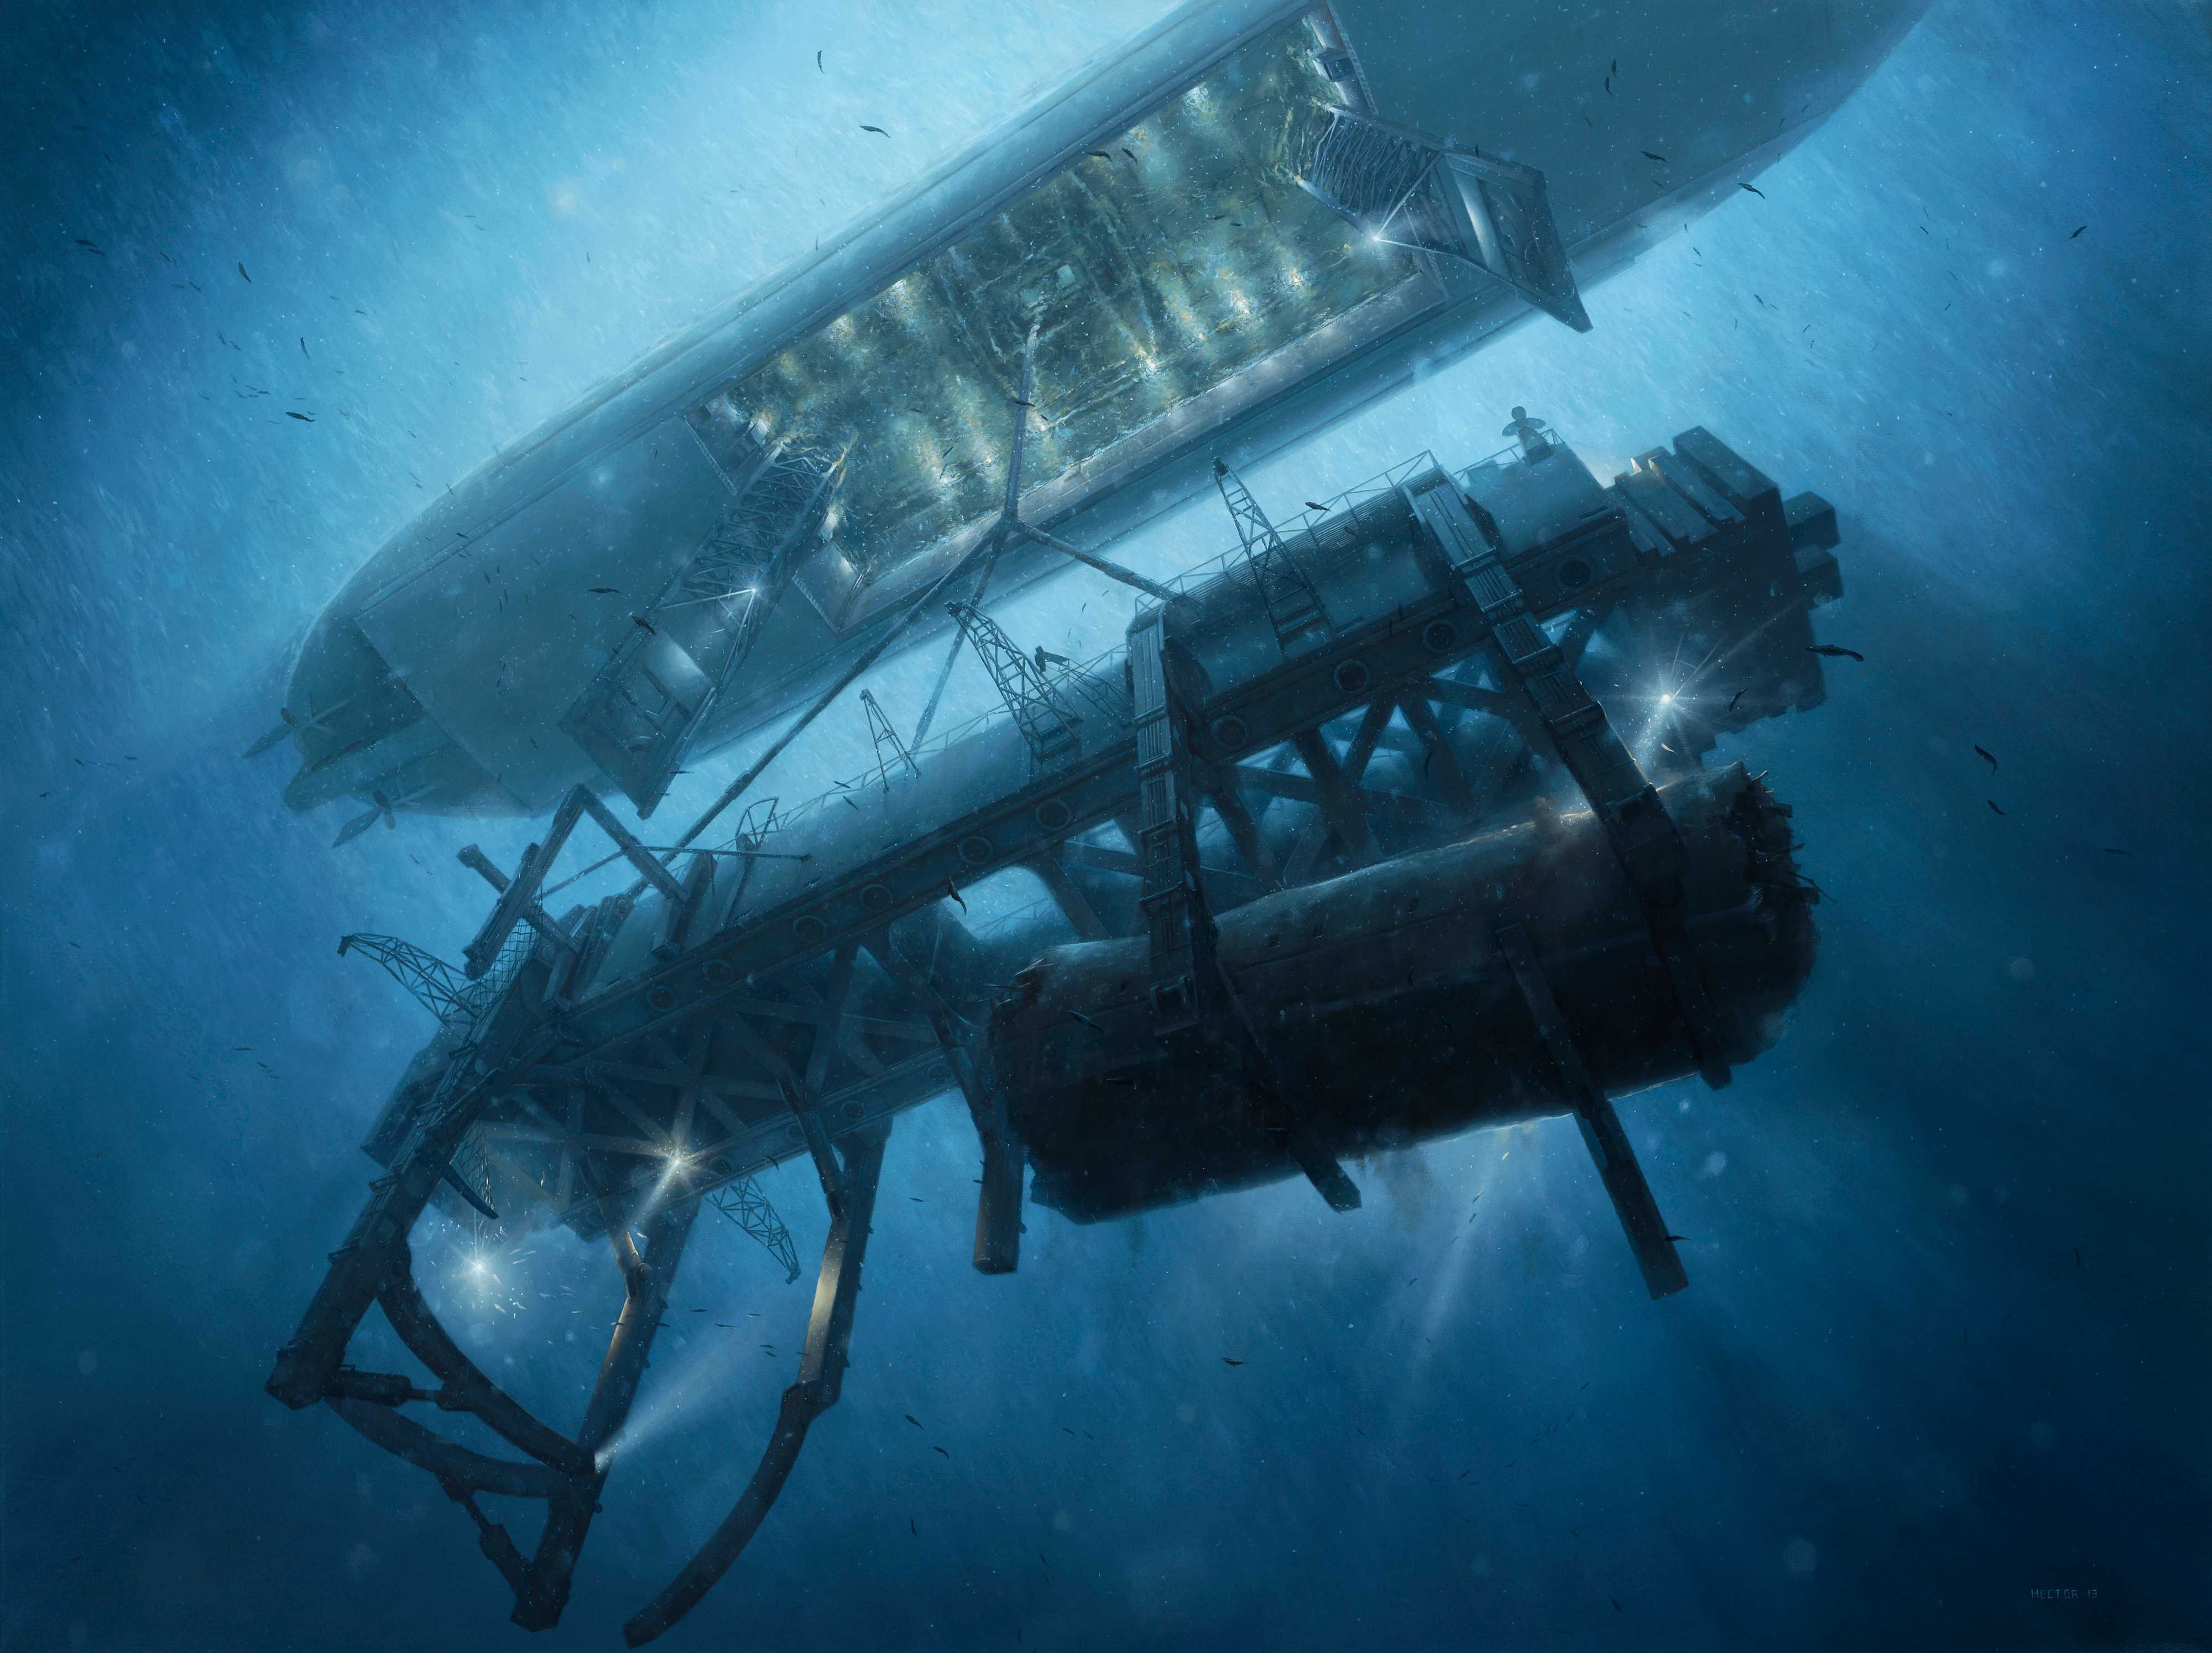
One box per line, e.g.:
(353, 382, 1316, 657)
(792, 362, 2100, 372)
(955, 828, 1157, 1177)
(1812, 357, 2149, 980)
(715, 21, 1410, 600)
(1660, 693, 1675, 706)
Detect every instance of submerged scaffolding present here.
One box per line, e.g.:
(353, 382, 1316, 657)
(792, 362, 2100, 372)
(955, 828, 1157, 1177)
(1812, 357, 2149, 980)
(271, 401, 1844, 1641)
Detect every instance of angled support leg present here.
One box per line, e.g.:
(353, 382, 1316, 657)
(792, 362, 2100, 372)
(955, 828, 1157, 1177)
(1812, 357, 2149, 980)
(1214, 970, 1360, 1213)
(457, 844, 584, 964)
(268, 1073, 500, 1407)
(573, 1155, 646, 1283)
(1284, 1127, 1363, 1212)
(267, 953, 555, 1410)
(1129, 606, 1219, 1033)
(653, 851, 717, 960)
(294, 1175, 691, 1631)
(462, 792, 590, 978)
(785, 943, 861, 1215)
(866, 935, 1020, 1273)
(1287, 721, 1381, 883)
(966, 1112, 1025, 1275)
(802, 945, 859, 1098)
(787, 1086, 847, 1216)
(1398, 692, 1480, 818)
(320, 1379, 558, 1605)
(1284, 700, 1392, 882)
(380, 1248, 593, 1476)
(1496, 923, 1687, 1299)
(624, 1123, 891, 1647)
(1207, 781, 1277, 891)
(326, 1397, 563, 1499)
(574, 788, 689, 905)
(1027, 847, 1109, 941)
(513, 1191, 702, 1630)
(1408, 478, 1731, 1088)
(1015, 521, 1178, 603)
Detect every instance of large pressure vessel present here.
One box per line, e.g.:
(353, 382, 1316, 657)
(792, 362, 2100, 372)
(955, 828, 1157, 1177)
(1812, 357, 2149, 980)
(988, 764, 1817, 1222)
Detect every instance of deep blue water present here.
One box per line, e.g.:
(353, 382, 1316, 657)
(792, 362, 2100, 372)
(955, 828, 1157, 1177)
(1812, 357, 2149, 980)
(4, 2, 2210, 1649)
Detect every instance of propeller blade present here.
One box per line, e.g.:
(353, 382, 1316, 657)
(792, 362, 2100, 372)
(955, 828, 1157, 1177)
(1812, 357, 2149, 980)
(242, 722, 294, 759)
(332, 807, 382, 847)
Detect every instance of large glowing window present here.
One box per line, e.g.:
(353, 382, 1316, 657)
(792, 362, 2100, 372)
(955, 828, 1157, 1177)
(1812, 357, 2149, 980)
(727, 18, 1413, 596)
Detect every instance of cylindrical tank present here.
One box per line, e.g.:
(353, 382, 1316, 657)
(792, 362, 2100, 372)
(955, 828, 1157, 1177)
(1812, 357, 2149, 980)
(987, 763, 1817, 1222)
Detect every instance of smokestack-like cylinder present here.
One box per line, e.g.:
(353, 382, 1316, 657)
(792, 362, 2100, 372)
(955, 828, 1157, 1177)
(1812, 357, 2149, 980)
(987, 765, 1817, 1222)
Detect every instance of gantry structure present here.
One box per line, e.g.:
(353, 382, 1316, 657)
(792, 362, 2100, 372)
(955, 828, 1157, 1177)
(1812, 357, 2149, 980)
(270, 371, 1841, 1640)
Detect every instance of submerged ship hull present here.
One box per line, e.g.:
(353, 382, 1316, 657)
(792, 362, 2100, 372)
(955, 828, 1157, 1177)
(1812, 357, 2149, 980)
(278, 0, 1920, 823)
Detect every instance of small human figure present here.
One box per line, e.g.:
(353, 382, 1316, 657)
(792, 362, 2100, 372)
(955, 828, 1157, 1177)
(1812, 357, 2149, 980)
(1502, 405, 1553, 462)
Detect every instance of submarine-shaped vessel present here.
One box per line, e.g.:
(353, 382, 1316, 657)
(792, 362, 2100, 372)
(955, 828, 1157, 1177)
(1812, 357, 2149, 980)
(268, 0, 1920, 830)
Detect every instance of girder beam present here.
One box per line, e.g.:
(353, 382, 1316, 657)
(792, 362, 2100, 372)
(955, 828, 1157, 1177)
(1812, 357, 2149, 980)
(624, 1124, 890, 1646)
(513, 1192, 700, 1630)
(274, 422, 1841, 1640)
